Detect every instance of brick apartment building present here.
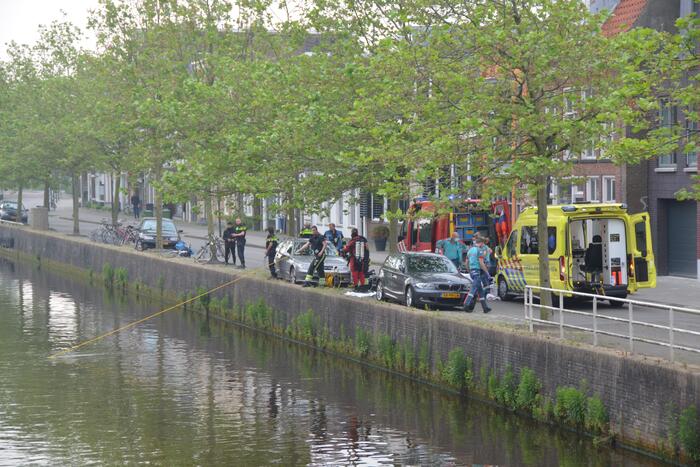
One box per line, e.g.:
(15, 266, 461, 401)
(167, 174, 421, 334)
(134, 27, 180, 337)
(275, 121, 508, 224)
(584, 0, 700, 279)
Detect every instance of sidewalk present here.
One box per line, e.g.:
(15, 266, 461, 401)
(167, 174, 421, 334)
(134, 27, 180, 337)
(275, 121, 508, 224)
(40, 191, 390, 265)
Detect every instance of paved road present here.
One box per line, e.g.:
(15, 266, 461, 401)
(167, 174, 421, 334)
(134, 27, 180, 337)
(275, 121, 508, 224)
(11, 190, 700, 366)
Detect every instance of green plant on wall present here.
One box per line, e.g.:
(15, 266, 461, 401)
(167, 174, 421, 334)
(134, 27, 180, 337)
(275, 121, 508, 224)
(679, 406, 700, 462)
(114, 267, 128, 291)
(516, 368, 541, 412)
(102, 263, 114, 287)
(555, 386, 587, 428)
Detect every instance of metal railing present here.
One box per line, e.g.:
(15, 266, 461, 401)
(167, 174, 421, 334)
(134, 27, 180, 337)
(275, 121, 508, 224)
(524, 285, 700, 362)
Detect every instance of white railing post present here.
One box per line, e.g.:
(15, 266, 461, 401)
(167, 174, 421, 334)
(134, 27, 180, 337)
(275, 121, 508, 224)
(669, 307, 675, 362)
(559, 291, 564, 339)
(628, 302, 634, 353)
(592, 296, 598, 346)
(528, 287, 534, 332)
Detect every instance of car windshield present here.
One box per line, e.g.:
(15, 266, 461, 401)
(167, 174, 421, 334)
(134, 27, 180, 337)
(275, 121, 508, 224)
(2, 202, 20, 209)
(407, 255, 457, 273)
(141, 220, 177, 234)
(293, 240, 338, 256)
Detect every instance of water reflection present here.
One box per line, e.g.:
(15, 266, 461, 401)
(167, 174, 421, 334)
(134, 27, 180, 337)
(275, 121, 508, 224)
(0, 258, 668, 466)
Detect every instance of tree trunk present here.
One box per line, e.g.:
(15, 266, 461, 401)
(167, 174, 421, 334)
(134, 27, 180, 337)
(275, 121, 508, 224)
(236, 192, 244, 217)
(72, 173, 80, 235)
(537, 180, 552, 319)
(154, 168, 163, 250)
(285, 191, 296, 236)
(111, 172, 121, 226)
(204, 195, 216, 260)
(388, 198, 399, 254)
(17, 185, 23, 223)
(43, 180, 50, 208)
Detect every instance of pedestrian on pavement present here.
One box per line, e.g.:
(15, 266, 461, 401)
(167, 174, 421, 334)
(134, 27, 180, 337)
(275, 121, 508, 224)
(232, 217, 247, 269)
(476, 235, 496, 295)
(297, 225, 327, 287)
(324, 223, 344, 251)
(223, 221, 236, 265)
(342, 228, 370, 289)
(436, 232, 467, 270)
(462, 236, 492, 314)
(299, 223, 313, 238)
(265, 226, 279, 278)
(130, 192, 141, 219)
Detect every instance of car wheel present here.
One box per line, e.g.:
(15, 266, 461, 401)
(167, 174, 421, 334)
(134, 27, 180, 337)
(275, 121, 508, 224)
(405, 286, 416, 308)
(608, 299, 626, 308)
(497, 276, 514, 301)
(135, 240, 144, 251)
(375, 280, 384, 301)
(289, 267, 296, 284)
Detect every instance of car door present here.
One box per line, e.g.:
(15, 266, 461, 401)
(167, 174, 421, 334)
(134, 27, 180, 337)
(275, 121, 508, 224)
(393, 255, 409, 294)
(276, 241, 291, 278)
(381, 255, 398, 297)
(629, 213, 656, 288)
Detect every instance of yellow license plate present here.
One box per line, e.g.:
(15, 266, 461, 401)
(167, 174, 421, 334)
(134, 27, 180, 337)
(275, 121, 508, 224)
(441, 292, 461, 299)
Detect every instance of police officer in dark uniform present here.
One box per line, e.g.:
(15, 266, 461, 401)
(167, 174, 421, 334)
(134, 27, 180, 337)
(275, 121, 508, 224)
(297, 225, 327, 287)
(264, 226, 279, 278)
(223, 221, 236, 265)
(232, 217, 247, 269)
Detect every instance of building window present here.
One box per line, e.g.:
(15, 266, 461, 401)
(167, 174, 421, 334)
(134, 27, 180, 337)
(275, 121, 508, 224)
(336, 197, 344, 226)
(603, 176, 616, 202)
(658, 99, 677, 167)
(685, 118, 698, 168)
(586, 176, 599, 202)
(371, 193, 385, 220)
(582, 141, 596, 160)
(573, 183, 586, 203)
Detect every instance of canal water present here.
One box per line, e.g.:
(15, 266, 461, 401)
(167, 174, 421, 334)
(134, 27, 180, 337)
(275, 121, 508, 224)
(0, 258, 665, 466)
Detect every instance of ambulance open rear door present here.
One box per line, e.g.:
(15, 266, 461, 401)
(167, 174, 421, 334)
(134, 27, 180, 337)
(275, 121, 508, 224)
(630, 213, 656, 289)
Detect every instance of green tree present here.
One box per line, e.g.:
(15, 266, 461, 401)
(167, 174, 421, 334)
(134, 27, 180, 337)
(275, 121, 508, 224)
(418, 0, 669, 311)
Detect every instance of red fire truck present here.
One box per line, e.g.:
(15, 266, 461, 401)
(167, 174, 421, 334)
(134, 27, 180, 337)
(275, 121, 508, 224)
(397, 198, 512, 252)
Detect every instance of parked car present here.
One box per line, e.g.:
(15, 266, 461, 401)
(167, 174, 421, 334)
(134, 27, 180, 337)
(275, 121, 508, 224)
(135, 217, 182, 250)
(376, 252, 472, 308)
(0, 201, 28, 223)
(275, 238, 351, 285)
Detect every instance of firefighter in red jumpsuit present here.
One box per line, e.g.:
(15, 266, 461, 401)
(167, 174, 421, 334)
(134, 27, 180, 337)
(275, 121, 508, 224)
(343, 228, 370, 290)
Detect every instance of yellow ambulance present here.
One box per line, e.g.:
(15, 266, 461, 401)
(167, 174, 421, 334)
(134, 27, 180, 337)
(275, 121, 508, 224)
(495, 203, 656, 306)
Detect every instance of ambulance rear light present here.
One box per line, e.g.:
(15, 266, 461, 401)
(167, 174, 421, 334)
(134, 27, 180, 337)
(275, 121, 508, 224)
(559, 256, 566, 282)
(628, 254, 635, 279)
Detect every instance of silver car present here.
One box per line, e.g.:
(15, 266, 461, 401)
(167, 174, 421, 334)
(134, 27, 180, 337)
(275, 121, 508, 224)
(275, 238, 351, 285)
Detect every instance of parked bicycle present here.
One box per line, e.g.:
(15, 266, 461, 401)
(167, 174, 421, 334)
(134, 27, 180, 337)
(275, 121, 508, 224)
(89, 219, 137, 246)
(194, 236, 226, 263)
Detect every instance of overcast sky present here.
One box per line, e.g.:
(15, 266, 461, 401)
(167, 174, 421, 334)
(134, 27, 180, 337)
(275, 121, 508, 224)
(0, 0, 98, 60)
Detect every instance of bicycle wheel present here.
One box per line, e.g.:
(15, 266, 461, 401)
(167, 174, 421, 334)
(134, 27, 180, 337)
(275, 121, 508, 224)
(215, 244, 225, 263)
(194, 245, 212, 263)
(158, 249, 178, 258)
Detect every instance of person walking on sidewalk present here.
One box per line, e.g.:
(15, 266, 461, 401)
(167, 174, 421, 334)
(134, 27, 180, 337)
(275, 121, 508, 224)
(223, 221, 236, 265)
(462, 236, 492, 313)
(297, 225, 327, 287)
(265, 226, 279, 278)
(436, 232, 467, 269)
(342, 228, 369, 289)
(232, 217, 247, 269)
(130, 192, 141, 219)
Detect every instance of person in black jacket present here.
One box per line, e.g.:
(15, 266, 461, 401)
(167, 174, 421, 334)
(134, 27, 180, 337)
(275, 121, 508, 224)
(232, 217, 247, 269)
(223, 221, 236, 265)
(264, 226, 279, 278)
(297, 226, 327, 287)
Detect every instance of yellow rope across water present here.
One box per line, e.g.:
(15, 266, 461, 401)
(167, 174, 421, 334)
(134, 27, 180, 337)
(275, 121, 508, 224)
(48, 270, 252, 360)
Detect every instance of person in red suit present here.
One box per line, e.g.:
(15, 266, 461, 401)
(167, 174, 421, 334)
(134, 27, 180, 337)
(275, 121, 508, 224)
(343, 228, 370, 290)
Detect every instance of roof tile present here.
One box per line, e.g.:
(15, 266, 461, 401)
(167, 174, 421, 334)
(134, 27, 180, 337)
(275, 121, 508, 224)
(601, 0, 648, 36)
